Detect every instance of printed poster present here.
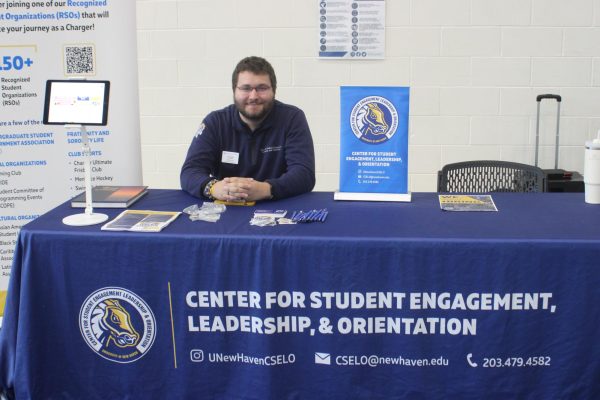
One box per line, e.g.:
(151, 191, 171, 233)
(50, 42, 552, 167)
(318, 0, 385, 59)
(335, 86, 410, 201)
(0, 1, 141, 321)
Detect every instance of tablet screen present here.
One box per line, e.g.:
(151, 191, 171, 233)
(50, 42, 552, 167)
(43, 80, 110, 125)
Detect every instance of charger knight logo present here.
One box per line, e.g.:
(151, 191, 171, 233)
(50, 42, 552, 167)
(350, 96, 399, 144)
(79, 287, 156, 363)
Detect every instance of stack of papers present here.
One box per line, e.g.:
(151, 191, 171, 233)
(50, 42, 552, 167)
(250, 209, 288, 226)
(253, 209, 288, 218)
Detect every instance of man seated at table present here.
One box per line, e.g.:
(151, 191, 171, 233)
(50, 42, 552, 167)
(180, 56, 316, 202)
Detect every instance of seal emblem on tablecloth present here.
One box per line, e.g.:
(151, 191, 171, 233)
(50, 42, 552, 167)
(79, 287, 156, 363)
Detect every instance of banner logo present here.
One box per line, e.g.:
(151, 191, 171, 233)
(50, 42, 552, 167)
(79, 287, 156, 363)
(350, 96, 398, 144)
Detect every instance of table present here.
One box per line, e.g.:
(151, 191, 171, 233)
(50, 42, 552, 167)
(1, 190, 599, 399)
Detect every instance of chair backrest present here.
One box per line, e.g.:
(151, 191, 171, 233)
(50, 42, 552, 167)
(437, 160, 546, 193)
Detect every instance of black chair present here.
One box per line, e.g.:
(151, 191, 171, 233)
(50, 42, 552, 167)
(437, 160, 546, 193)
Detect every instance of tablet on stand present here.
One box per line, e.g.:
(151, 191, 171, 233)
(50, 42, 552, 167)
(42, 79, 111, 226)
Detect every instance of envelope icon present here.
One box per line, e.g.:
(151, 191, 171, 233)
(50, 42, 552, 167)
(315, 352, 331, 365)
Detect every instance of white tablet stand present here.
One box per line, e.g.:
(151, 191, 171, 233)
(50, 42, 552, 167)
(62, 125, 108, 226)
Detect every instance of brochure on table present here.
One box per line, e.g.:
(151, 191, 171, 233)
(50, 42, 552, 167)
(335, 86, 411, 202)
(438, 195, 498, 212)
(102, 210, 181, 232)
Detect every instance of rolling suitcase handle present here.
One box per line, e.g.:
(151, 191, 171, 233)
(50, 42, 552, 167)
(535, 94, 562, 168)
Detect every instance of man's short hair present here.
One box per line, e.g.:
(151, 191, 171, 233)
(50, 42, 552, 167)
(232, 56, 277, 92)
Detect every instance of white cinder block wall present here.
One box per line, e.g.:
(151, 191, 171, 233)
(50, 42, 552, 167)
(136, 0, 600, 193)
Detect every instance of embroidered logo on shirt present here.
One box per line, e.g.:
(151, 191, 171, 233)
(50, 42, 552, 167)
(260, 146, 283, 154)
(194, 123, 206, 138)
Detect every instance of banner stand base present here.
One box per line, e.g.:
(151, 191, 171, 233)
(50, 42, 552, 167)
(334, 191, 412, 202)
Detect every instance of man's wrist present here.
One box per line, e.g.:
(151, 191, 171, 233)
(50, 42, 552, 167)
(264, 181, 274, 200)
(203, 179, 218, 199)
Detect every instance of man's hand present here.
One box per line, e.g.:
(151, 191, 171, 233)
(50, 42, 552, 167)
(212, 177, 272, 202)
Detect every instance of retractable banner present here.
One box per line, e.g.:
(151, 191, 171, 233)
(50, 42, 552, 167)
(335, 86, 410, 201)
(0, 1, 141, 320)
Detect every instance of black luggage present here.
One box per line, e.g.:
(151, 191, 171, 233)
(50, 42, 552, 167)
(535, 94, 584, 192)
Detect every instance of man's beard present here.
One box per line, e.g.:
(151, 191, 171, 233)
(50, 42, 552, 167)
(235, 98, 274, 122)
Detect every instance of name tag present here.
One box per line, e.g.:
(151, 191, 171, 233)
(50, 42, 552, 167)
(221, 151, 239, 165)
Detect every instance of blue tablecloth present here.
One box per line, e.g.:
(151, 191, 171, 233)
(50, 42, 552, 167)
(1, 190, 599, 399)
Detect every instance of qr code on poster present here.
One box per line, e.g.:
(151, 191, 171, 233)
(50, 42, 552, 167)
(63, 44, 96, 76)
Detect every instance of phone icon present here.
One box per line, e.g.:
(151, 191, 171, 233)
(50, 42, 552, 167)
(466, 353, 478, 367)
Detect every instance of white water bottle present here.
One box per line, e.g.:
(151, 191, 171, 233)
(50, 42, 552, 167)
(584, 130, 600, 204)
